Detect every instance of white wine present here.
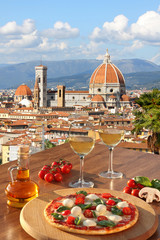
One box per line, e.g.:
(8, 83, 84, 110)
(69, 136, 95, 156)
(99, 130, 123, 147)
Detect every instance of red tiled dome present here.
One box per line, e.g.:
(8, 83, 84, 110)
(90, 51, 125, 85)
(91, 95, 105, 102)
(15, 84, 32, 96)
(121, 94, 130, 101)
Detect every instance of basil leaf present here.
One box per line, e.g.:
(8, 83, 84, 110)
(78, 203, 92, 210)
(97, 220, 116, 227)
(57, 206, 70, 212)
(76, 190, 87, 196)
(109, 197, 122, 203)
(92, 210, 97, 218)
(134, 176, 152, 187)
(51, 213, 64, 220)
(74, 216, 81, 225)
(111, 206, 123, 216)
(151, 179, 160, 190)
(94, 198, 105, 205)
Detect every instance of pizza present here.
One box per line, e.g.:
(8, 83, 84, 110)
(44, 190, 139, 235)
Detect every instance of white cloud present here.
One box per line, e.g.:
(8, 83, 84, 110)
(0, 19, 35, 35)
(42, 21, 79, 39)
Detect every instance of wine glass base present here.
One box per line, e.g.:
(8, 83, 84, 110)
(69, 179, 94, 188)
(99, 171, 123, 179)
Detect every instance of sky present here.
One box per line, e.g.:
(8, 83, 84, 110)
(0, 0, 160, 64)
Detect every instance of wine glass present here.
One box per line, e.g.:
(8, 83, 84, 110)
(98, 116, 124, 178)
(68, 119, 95, 188)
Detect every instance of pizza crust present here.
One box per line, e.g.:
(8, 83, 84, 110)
(44, 194, 139, 235)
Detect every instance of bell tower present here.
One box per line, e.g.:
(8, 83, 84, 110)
(35, 65, 47, 107)
(33, 77, 39, 110)
(57, 85, 65, 107)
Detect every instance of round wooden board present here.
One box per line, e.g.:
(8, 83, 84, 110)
(20, 188, 158, 240)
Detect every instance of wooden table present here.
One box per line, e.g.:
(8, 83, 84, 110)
(0, 142, 160, 240)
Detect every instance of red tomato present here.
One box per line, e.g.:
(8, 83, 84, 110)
(131, 189, 140, 197)
(88, 206, 96, 210)
(55, 167, 61, 173)
(38, 170, 47, 179)
(123, 186, 132, 194)
(122, 207, 132, 215)
(61, 164, 71, 174)
(66, 216, 75, 225)
(106, 199, 116, 206)
(67, 163, 73, 170)
(53, 202, 63, 209)
(101, 193, 113, 199)
(51, 161, 59, 167)
(97, 216, 108, 221)
(83, 209, 94, 218)
(127, 179, 137, 188)
(44, 173, 54, 182)
(75, 197, 85, 205)
(62, 210, 71, 216)
(136, 183, 144, 189)
(76, 194, 85, 199)
(42, 165, 51, 172)
(54, 173, 63, 182)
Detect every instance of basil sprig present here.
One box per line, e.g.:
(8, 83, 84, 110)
(74, 216, 81, 225)
(134, 176, 152, 187)
(76, 190, 87, 196)
(51, 212, 64, 220)
(94, 198, 105, 205)
(109, 197, 122, 203)
(57, 206, 70, 212)
(111, 206, 123, 216)
(97, 220, 116, 227)
(78, 203, 92, 210)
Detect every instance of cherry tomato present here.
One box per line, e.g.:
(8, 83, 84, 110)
(62, 210, 71, 216)
(136, 183, 144, 189)
(106, 199, 116, 206)
(123, 186, 132, 194)
(44, 173, 54, 182)
(88, 206, 96, 210)
(66, 216, 75, 225)
(127, 179, 137, 188)
(53, 202, 63, 209)
(75, 197, 85, 205)
(101, 193, 113, 199)
(97, 216, 108, 221)
(76, 194, 85, 199)
(54, 173, 63, 182)
(61, 165, 71, 174)
(122, 207, 132, 215)
(131, 189, 140, 197)
(51, 161, 59, 167)
(42, 165, 51, 172)
(67, 163, 72, 170)
(55, 167, 61, 173)
(83, 209, 94, 218)
(38, 170, 47, 179)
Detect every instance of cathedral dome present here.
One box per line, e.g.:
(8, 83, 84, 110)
(121, 94, 130, 101)
(91, 94, 105, 102)
(15, 84, 32, 96)
(90, 50, 125, 85)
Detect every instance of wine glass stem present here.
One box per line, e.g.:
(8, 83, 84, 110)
(79, 156, 84, 187)
(108, 147, 114, 173)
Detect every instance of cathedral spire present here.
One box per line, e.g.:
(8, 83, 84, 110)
(103, 49, 111, 64)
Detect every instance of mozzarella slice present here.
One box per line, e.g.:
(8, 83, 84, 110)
(83, 219, 97, 227)
(108, 214, 122, 223)
(85, 194, 99, 200)
(63, 198, 74, 208)
(96, 204, 106, 214)
(71, 206, 82, 217)
(117, 201, 128, 208)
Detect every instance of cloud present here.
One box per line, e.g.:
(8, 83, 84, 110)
(0, 19, 35, 35)
(42, 21, 79, 39)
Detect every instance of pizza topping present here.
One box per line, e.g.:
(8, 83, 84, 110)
(51, 212, 64, 220)
(76, 190, 88, 196)
(57, 206, 70, 212)
(122, 207, 132, 215)
(75, 197, 85, 205)
(63, 198, 74, 208)
(108, 215, 123, 223)
(83, 209, 94, 218)
(97, 216, 108, 221)
(66, 216, 75, 225)
(74, 216, 81, 225)
(83, 219, 97, 227)
(53, 202, 63, 209)
(106, 199, 116, 206)
(86, 194, 100, 201)
(96, 204, 107, 214)
(101, 193, 113, 199)
(117, 201, 128, 208)
(71, 206, 82, 216)
(97, 220, 116, 227)
(111, 206, 123, 216)
(62, 210, 71, 216)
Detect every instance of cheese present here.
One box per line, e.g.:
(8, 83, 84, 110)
(108, 214, 122, 223)
(83, 219, 97, 227)
(117, 201, 128, 208)
(85, 194, 99, 200)
(63, 198, 74, 208)
(96, 204, 106, 214)
(71, 206, 82, 217)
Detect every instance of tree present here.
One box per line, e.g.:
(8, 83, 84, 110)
(44, 139, 56, 149)
(133, 89, 160, 154)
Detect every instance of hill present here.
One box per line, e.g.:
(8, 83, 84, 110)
(0, 58, 160, 89)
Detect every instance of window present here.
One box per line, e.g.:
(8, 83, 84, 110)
(83, 97, 85, 99)
(98, 88, 101, 92)
(72, 96, 75, 100)
(38, 77, 40, 83)
(59, 90, 61, 97)
(110, 89, 113, 92)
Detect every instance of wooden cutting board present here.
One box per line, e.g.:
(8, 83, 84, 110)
(20, 188, 158, 240)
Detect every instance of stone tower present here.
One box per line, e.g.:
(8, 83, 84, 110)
(57, 85, 65, 107)
(35, 65, 47, 107)
(33, 77, 39, 110)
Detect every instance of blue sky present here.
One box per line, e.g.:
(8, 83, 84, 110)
(0, 0, 160, 64)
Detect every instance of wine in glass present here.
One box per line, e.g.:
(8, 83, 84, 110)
(98, 116, 124, 178)
(69, 119, 95, 188)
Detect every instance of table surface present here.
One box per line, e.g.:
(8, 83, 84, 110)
(0, 142, 160, 240)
